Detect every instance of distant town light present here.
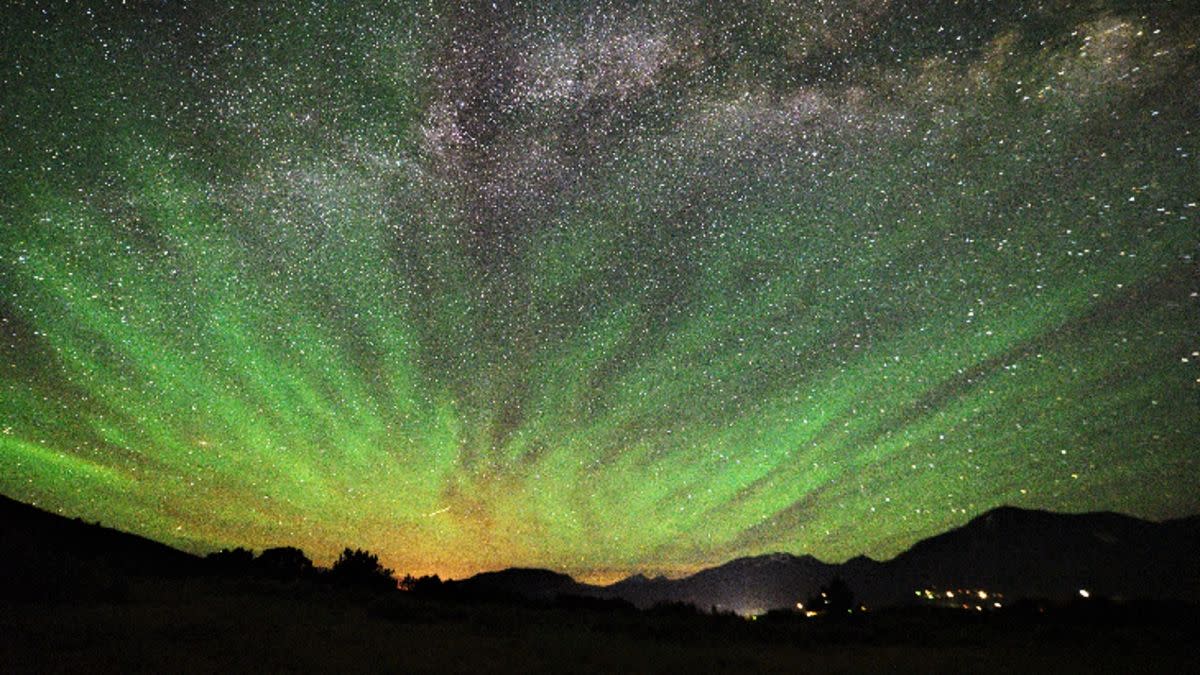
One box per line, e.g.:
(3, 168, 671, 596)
(1079, 589, 1091, 598)
(977, 590, 988, 600)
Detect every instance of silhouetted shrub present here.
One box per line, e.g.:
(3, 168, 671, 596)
(399, 573, 443, 596)
(255, 546, 314, 580)
(649, 600, 702, 616)
(205, 547, 255, 575)
(329, 547, 396, 591)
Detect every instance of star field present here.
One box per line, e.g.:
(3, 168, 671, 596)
(1, 0, 1197, 582)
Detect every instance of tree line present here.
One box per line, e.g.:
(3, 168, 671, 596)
(205, 545, 421, 593)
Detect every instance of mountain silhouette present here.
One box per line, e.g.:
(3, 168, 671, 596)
(592, 553, 876, 613)
(2, 494, 1197, 613)
(874, 507, 1200, 606)
(443, 507, 1200, 613)
(594, 507, 1200, 612)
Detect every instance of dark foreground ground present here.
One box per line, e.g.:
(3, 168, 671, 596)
(3, 578, 1198, 674)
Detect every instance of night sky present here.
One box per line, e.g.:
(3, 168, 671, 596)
(1, 1, 1197, 582)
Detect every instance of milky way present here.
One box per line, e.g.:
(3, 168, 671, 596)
(1, 1, 1197, 581)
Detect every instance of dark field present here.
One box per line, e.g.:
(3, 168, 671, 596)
(4, 578, 1197, 674)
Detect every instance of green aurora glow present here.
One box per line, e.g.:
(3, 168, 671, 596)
(1, 1, 1197, 581)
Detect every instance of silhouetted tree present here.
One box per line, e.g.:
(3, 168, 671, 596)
(205, 547, 255, 575)
(329, 547, 396, 591)
(255, 546, 314, 580)
(805, 576, 856, 615)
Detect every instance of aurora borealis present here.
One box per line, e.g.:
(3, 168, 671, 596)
(0, 1, 1197, 582)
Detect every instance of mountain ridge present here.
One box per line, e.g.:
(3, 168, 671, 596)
(2, 495, 1196, 613)
(464, 506, 1200, 613)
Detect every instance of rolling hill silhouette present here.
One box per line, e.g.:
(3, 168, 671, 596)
(0, 494, 202, 601)
(443, 567, 592, 601)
